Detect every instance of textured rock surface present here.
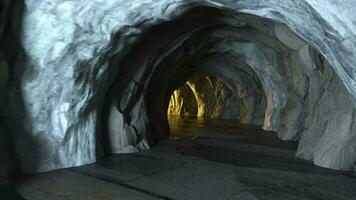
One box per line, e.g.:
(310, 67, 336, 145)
(167, 76, 265, 123)
(167, 83, 198, 117)
(186, 77, 238, 119)
(1, 0, 356, 174)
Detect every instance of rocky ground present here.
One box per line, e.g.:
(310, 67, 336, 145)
(4, 119, 356, 200)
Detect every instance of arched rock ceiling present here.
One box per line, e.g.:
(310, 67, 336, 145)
(1, 0, 356, 174)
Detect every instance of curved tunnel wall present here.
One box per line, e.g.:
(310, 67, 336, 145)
(167, 74, 266, 123)
(1, 0, 356, 174)
(167, 83, 199, 117)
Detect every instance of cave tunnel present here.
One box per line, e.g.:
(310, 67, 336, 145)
(167, 81, 199, 118)
(1, 1, 356, 199)
(165, 74, 269, 139)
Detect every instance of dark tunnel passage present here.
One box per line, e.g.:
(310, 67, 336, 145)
(167, 81, 199, 118)
(166, 75, 266, 123)
(164, 75, 297, 151)
(165, 74, 265, 129)
(98, 6, 356, 171)
(1, 1, 356, 199)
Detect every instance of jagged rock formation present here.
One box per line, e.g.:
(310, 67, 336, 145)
(1, 0, 356, 175)
(167, 83, 199, 117)
(167, 76, 265, 124)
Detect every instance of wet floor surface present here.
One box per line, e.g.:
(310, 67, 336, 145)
(168, 117, 299, 150)
(6, 119, 356, 200)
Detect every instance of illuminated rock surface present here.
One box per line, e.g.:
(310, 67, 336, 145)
(167, 76, 265, 123)
(0, 0, 356, 178)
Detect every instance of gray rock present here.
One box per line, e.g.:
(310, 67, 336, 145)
(1, 0, 356, 173)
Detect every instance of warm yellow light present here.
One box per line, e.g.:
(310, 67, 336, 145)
(167, 90, 183, 116)
(167, 81, 200, 117)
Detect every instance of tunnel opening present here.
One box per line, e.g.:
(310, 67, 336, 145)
(52, 4, 356, 173)
(165, 75, 299, 151)
(167, 81, 199, 119)
(101, 5, 353, 170)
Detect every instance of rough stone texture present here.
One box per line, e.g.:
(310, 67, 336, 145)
(167, 83, 198, 117)
(167, 76, 265, 124)
(186, 77, 239, 119)
(1, 0, 356, 174)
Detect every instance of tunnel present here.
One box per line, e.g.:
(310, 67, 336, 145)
(99, 5, 356, 170)
(165, 75, 266, 134)
(1, 0, 356, 199)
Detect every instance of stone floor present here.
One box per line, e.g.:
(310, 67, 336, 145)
(4, 119, 356, 200)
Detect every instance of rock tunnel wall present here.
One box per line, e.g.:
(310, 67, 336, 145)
(185, 77, 242, 120)
(1, 0, 356, 174)
(168, 76, 266, 124)
(167, 83, 199, 117)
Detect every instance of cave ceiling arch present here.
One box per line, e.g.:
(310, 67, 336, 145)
(1, 0, 356, 174)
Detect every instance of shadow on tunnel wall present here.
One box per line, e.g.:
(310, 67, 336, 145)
(0, 0, 47, 175)
(100, 7, 227, 153)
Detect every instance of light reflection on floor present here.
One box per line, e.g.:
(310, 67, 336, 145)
(168, 115, 298, 151)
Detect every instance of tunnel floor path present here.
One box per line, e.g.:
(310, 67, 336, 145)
(9, 118, 356, 200)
